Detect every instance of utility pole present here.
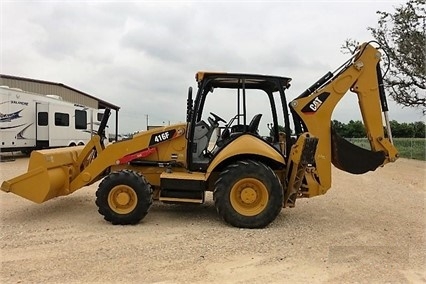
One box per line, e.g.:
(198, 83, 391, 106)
(145, 114, 149, 130)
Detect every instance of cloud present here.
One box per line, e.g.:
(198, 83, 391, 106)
(1, 0, 417, 134)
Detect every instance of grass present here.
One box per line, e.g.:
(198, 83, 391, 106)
(347, 138, 425, 161)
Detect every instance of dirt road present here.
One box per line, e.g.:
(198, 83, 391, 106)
(0, 156, 425, 283)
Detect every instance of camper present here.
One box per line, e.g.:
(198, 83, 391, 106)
(0, 86, 107, 153)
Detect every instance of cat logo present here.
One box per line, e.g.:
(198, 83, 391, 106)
(301, 92, 330, 114)
(309, 97, 323, 111)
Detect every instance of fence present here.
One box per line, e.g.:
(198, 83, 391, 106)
(347, 138, 426, 161)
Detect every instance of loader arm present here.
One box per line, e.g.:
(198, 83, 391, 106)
(1, 124, 187, 203)
(70, 125, 185, 191)
(289, 43, 398, 198)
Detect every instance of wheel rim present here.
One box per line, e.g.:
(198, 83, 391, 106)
(108, 185, 138, 214)
(230, 178, 269, 216)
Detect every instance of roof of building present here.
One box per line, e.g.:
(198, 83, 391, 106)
(0, 74, 120, 110)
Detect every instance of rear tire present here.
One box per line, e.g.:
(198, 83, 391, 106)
(213, 160, 283, 228)
(96, 170, 153, 225)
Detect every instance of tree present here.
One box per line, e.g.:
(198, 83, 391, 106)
(269, 124, 288, 136)
(412, 121, 426, 137)
(390, 120, 414, 137)
(331, 119, 425, 138)
(370, 0, 425, 113)
(345, 120, 366, 138)
(343, 0, 426, 113)
(387, 120, 426, 137)
(331, 120, 345, 136)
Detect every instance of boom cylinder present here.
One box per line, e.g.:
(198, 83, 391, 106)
(376, 63, 394, 144)
(297, 72, 333, 98)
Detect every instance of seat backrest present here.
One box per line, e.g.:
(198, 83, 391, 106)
(248, 114, 262, 133)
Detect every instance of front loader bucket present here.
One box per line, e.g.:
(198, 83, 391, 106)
(331, 128, 386, 175)
(1, 146, 84, 203)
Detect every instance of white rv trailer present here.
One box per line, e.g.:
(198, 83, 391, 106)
(0, 85, 107, 153)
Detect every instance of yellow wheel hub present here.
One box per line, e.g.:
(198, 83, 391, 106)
(116, 192, 131, 205)
(240, 188, 257, 204)
(230, 178, 269, 216)
(108, 185, 138, 214)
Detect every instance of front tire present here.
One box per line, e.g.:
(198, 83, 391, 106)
(96, 170, 153, 225)
(213, 160, 283, 228)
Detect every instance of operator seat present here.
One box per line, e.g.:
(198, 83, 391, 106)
(248, 114, 262, 133)
(216, 114, 263, 148)
(192, 121, 213, 160)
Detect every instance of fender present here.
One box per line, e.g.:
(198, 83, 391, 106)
(206, 135, 285, 178)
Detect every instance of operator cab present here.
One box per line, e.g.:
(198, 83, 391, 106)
(186, 72, 292, 172)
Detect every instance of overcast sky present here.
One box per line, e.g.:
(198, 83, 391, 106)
(1, 0, 422, 134)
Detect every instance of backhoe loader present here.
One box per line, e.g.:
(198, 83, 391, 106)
(1, 42, 398, 228)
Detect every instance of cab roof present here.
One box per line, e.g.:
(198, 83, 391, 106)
(195, 71, 292, 92)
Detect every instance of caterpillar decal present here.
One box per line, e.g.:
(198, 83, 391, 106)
(301, 92, 330, 113)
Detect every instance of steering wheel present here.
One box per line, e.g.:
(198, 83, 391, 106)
(210, 112, 227, 124)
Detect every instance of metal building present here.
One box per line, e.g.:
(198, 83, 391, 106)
(0, 74, 120, 137)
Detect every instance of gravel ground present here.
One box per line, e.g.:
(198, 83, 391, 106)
(0, 154, 425, 283)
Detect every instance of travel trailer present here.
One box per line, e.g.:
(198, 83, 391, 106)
(0, 86, 107, 153)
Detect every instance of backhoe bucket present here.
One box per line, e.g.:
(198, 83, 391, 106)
(331, 128, 386, 174)
(1, 146, 84, 203)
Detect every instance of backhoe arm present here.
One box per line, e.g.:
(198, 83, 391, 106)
(288, 42, 399, 198)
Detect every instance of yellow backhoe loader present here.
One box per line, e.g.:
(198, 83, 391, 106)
(1, 42, 398, 228)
